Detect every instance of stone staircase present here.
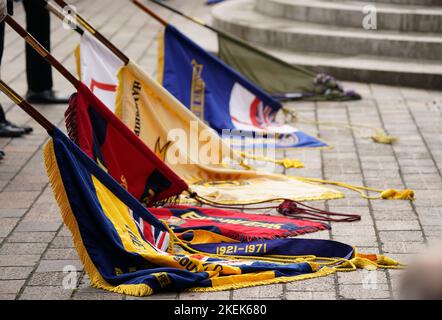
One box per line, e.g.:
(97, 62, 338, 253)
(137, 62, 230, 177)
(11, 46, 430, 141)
(211, 0, 442, 89)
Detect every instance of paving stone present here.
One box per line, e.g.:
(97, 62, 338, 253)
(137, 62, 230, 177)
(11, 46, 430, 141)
(15, 221, 61, 232)
(379, 231, 424, 242)
(43, 248, 79, 260)
(36, 260, 84, 273)
(7, 231, 56, 243)
(232, 284, 283, 299)
(0, 255, 40, 267)
(0, 209, 27, 218)
(0, 243, 47, 255)
(0, 218, 19, 237)
(19, 286, 73, 300)
(179, 291, 230, 300)
(376, 220, 421, 231)
(338, 284, 391, 300)
(0, 280, 25, 294)
(28, 271, 81, 287)
(49, 237, 75, 249)
(338, 271, 387, 285)
(73, 288, 124, 300)
(285, 291, 336, 300)
(286, 276, 334, 292)
(0, 267, 33, 280)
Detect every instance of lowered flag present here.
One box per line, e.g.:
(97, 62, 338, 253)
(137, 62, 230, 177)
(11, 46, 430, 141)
(150, 205, 329, 241)
(44, 129, 401, 296)
(217, 33, 361, 102)
(158, 24, 328, 149)
(66, 84, 333, 239)
(42, 127, 355, 296)
(75, 32, 123, 111)
(114, 61, 343, 204)
(66, 82, 188, 206)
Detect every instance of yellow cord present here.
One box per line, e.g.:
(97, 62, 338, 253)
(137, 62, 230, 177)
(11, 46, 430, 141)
(283, 108, 398, 145)
(294, 176, 414, 200)
(164, 224, 405, 271)
(239, 152, 304, 169)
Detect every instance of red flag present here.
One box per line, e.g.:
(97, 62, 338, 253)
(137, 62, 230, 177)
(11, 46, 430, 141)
(150, 205, 329, 241)
(65, 83, 188, 206)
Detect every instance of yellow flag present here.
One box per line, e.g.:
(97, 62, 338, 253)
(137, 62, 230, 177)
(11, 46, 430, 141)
(115, 61, 342, 204)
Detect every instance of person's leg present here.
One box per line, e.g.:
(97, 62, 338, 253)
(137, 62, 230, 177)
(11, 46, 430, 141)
(23, 0, 52, 92)
(23, 0, 68, 104)
(0, 21, 27, 138)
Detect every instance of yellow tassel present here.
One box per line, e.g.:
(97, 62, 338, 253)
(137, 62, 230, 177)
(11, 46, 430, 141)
(294, 177, 415, 201)
(371, 133, 398, 145)
(239, 152, 304, 169)
(350, 257, 378, 271)
(353, 253, 404, 270)
(278, 158, 305, 169)
(380, 189, 415, 200)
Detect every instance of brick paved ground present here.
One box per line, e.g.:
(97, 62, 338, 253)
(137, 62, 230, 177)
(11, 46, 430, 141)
(0, 0, 441, 300)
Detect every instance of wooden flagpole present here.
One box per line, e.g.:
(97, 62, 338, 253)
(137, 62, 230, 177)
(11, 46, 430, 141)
(131, 0, 167, 26)
(0, 80, 55, 132)
(39, 0, 84, 35)
(51, 0, 130, 65)
(141, 0, 221, 34)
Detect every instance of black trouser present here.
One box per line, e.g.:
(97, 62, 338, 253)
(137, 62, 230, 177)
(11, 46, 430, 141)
(0, 22, 6, 123)
(23, 0, 53, 92)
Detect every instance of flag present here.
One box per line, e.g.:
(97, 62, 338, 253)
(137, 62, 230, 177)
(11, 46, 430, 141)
(65, 82, 188, 206)
(75, 32, 124, 112)
(217, 29, 361, 101)
(43, 127, 345, 296)
(158, 24, 328, 149)
(150, 205, 330, 241)
(66, 84, 333, 239)
(114, 61, 344, 204)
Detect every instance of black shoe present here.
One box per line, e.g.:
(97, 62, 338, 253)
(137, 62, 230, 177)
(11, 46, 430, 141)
(4, 120, 33, 134)
(26, 90, 70, 104)
(0, 151, 4, 160)
(0, 122, 26, 138)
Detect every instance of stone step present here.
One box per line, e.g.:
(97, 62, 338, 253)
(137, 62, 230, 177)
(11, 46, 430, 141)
(372, 0, 442, 5)
(255, 0, 442, 32)
(212, 0, 442, 61)
(259, 47, 442, 89)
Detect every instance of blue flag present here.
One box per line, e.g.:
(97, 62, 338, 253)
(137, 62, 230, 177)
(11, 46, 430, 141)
(159, 25, 328, 149)
(44, 128, 399, 296)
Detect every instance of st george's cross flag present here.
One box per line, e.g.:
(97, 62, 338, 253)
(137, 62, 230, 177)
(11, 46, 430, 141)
(75, 32, 124, 112)
(158, 24, 328, 150)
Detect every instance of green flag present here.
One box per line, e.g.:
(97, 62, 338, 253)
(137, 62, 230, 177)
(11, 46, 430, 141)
(217, 33, 361, 101)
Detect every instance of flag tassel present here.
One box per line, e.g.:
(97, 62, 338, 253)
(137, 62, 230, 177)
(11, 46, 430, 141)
(187, 191, 362, 223)
(239, 152, 305, 169)
(294, 177, 415, 201)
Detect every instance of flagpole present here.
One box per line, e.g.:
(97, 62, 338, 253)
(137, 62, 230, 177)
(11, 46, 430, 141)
(131, 0, 167, 26)
(142, 0, 223, 35)
(51, 0, 130, 65)
(0, 80, 55, 132)
(39, 0, 84, 35)
(4, 15, 80, 89)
